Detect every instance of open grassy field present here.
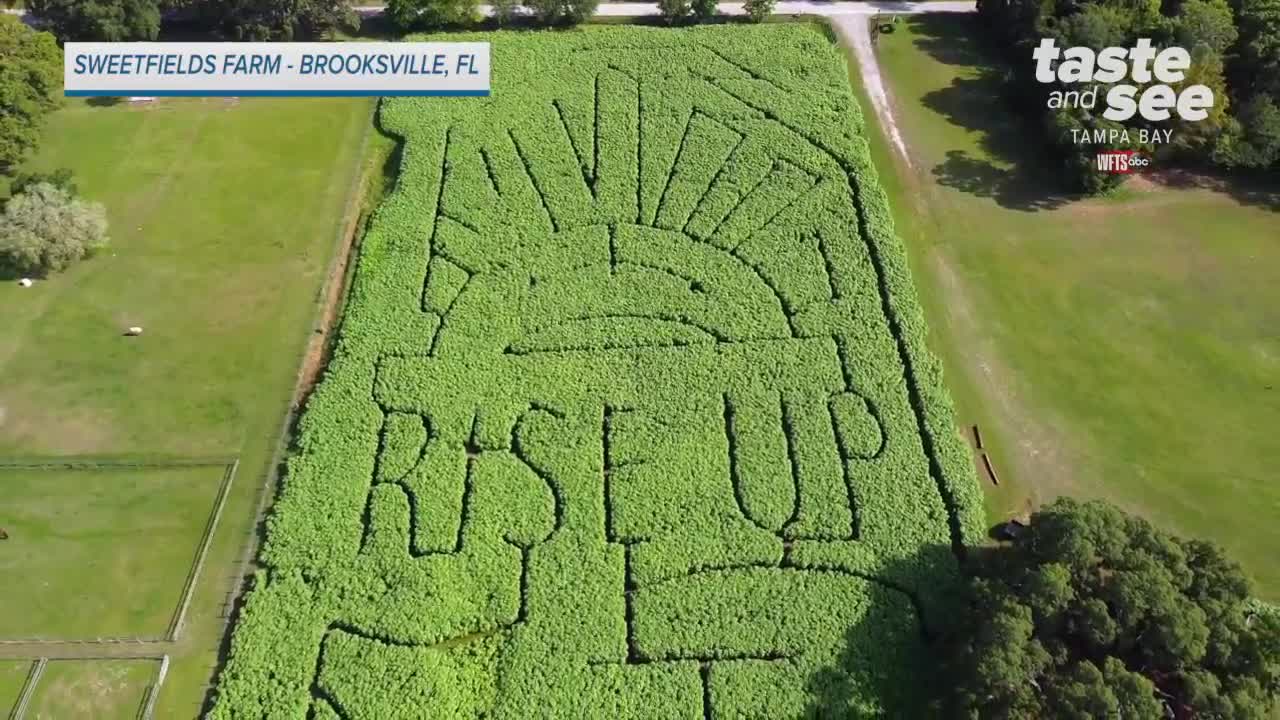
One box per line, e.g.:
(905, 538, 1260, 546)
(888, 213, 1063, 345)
(0, 661, 33, 715)
(862, 15, 1280, 597)
(210, 24, 983, 717)
(0, 97, 373, 715)
(24, 659, 160, 720)
(0, 465, 228, 640)
(0, 98, 367, 459)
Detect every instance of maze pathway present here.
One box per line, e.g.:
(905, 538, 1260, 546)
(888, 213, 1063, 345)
(211, 26, 983, 719)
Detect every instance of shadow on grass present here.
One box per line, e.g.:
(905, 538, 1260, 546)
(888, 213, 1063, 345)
(803, 544, 962, 717)
(900, 15, 1073, 212)
(1148, 167, 1280, 213)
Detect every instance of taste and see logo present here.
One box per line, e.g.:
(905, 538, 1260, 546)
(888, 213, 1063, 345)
(1034, 38, 1215, 122)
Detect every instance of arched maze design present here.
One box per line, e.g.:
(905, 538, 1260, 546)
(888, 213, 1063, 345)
(299, 40, 966, 719)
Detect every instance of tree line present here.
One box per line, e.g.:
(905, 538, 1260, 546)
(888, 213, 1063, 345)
(978, 0, 1280, 192)
(19, 0, 360, 41)
(17, 0, 780, 43)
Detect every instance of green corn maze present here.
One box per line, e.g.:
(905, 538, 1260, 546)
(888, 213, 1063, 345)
(210, 25, 985, 718)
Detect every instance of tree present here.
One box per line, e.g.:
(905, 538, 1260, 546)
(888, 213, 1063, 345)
(1214, 94, 1280, 167)
(525, 0, 560, 23)
(562, 0, 597, 24)
(211, 0, 358, 39)
(0, 16, 61, 175)
(385, 0, 479, 29)
(28, 0, 161, 41)
(742, 0, 773, 22)
(942, 498, 1279, 719)
(691, 0, 716, 20)
(1053, 3, 1134, 49)
(0, 183, 110, 277)
(525, 0, 594, 24)
(1177, 0, 1239, 53)
(491, 0, 522, 25)
(658, 0, 692, 23)
(1169, 44, 1233, 152)
(1229, 0, 1280, 97)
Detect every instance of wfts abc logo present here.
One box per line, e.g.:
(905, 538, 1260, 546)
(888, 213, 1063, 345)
(1095, 150, 1151, 174)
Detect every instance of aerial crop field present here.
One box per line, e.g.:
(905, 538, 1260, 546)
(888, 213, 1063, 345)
(211, 25, 984, 717)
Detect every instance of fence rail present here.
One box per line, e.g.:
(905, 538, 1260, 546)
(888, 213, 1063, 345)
(9, 658, 45, 720)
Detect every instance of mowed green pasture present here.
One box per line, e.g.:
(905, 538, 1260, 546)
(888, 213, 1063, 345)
(0, 97, 367, 459)
(211, 25, 983, 718)
(0, 97, 372, 715)
(864, 16, 1280, 596)
(0, 465, 226, 639)
(25, 659, 159, 720)
(0, 660, 33, 715)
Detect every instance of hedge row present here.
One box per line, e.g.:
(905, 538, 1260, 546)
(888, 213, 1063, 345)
(210, 24, 984, 718)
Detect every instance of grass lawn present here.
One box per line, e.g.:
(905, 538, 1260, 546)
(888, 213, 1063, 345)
(861, 15, 1280, 597)
(0, 97, 373, 714)
(0, 98, 366, 459)
(25, 659, 159, 720)
(0, 661, 34, 716)
(0, 465, 227, 639)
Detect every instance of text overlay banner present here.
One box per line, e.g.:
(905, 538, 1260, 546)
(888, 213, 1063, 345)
(65, 42, 491, 97)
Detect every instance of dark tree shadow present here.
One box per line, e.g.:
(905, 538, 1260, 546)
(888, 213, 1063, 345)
(86, 96, 124, 107)
(1147, 167, 1280, 213)
(929, 149, 1072, 212)
(898, 15, 1075, 212)
(803, 543, 964, 718)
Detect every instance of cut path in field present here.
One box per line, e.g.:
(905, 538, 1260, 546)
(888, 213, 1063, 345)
(830, 15, 913, 170)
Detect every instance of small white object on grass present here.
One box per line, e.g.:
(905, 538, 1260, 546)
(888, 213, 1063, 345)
(125, 326, 144, 336)
(18, 278, 33, 288)
(128, 97, 156, 103)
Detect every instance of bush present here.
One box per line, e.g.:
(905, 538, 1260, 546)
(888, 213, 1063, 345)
(691, 0, 716, 20)
(658, 0, 692, 23)
(742, 0, 773, 22)
(0, 183, 110, 276)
